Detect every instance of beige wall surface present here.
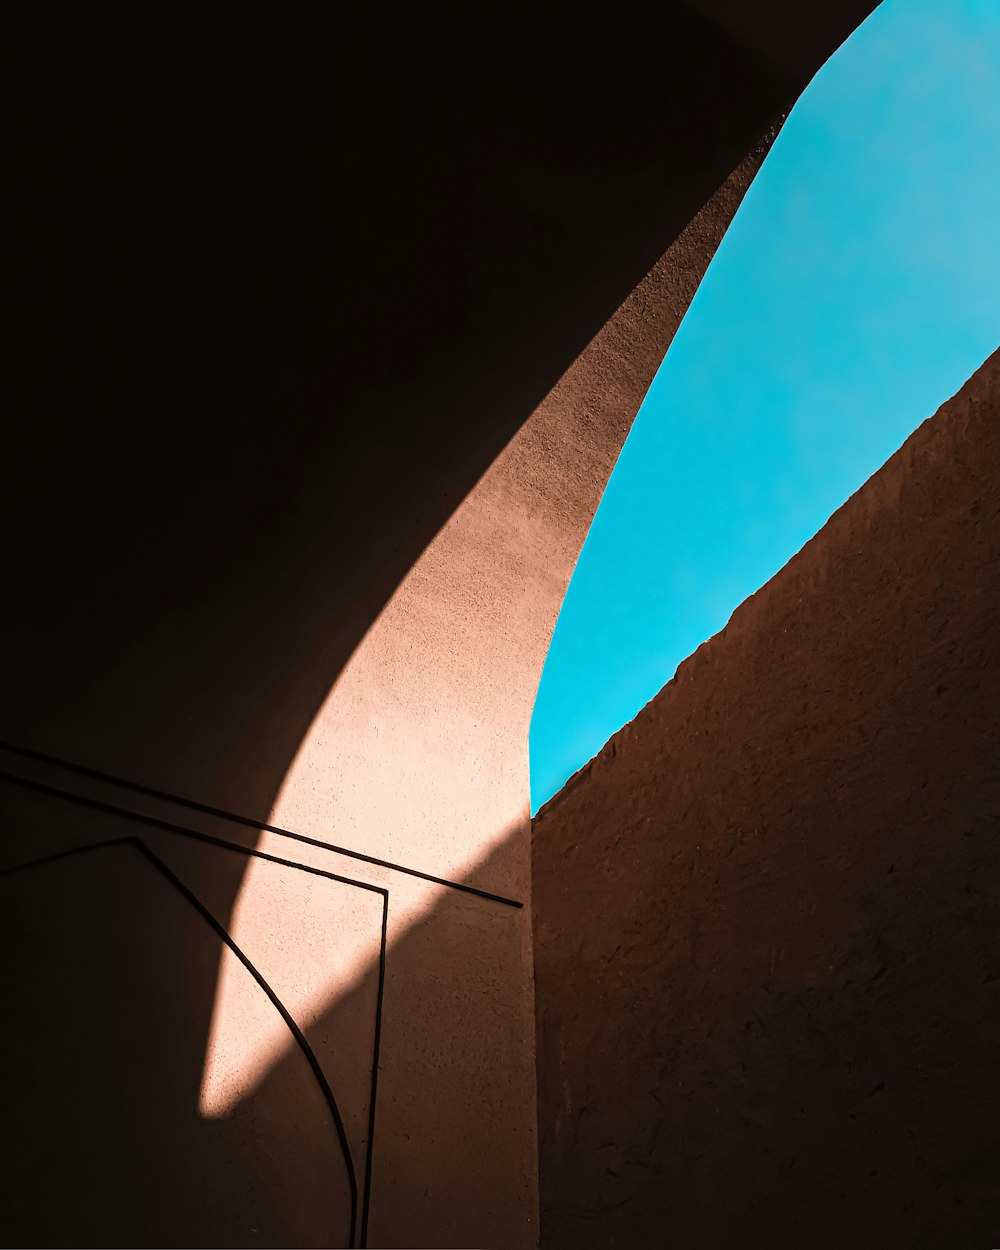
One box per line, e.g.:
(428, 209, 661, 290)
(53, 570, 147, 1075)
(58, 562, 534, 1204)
(4, 4, 879, 1244)
(533, 349, 1000, 1249)
(0, 127, 779, 1249)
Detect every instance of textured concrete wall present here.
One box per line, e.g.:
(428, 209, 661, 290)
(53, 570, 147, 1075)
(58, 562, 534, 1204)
(533, 348, 1000, 1248)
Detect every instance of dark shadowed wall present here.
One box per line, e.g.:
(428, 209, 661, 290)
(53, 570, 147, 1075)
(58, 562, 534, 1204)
(4, 4, 877, 1245)
(533, 349, 1000, 1249)
(0, 131, 778, 1249)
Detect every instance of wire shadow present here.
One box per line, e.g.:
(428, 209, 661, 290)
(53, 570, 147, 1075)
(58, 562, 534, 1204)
(0, 817, 385, 1249)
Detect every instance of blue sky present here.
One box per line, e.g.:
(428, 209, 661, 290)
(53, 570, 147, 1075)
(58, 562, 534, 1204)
(530, 0, 1000, 812)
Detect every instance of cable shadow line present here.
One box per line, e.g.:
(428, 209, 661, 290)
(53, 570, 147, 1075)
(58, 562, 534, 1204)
(0, 769, 387, 897)
(0, 835, 362, 1249)
(0, 768, 387, 1244)
(0, 740, 522, 909)
(361, 890, 388, 1250)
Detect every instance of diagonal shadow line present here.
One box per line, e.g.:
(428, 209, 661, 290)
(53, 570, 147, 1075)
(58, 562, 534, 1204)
(0, 836, 362, 1247)
(0, 768, 386, 895)
(0, 780, 391, 1249)
(0, 739, 522, 909)
(361, 889, 388, 1250)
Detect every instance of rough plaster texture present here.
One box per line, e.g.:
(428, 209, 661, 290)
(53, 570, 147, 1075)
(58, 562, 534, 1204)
(5, 4, 877, 1244)
(6, 4, 799, 824)
(533, 348, 1000, 1249)
(265, 123, 783, 895)
(0, 127, 778, 1248)
(224, 125, 781, 1248)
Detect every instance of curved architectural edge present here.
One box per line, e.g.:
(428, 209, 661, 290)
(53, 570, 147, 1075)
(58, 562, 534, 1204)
(231, 115, 789, 1250)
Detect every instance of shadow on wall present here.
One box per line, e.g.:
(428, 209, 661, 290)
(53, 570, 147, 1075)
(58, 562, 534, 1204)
(6, 342, 998, 1250)
(0, 831, 355, 1249)
(3, 7, 883, 1245)
(3, 24, 800, 1240)
(231, 835, 535, 1250)
(5, 1, 798, 828)
(7, 354, 996, 1248)
(14, 340, 1000, 1250)
(0, 774, 527, 1250)
(0, 101, 793, 1250)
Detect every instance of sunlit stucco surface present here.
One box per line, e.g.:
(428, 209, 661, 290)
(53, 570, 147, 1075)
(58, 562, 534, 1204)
(198, 135, 778, 1246)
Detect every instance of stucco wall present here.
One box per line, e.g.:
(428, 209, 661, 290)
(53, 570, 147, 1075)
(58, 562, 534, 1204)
(533, 348, 1000, 1248)
(4, 5, 878, 1244)
(0, 115, 781, 1250)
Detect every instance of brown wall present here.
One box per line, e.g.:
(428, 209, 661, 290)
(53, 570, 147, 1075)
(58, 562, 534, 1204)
(0, 128, 778, 1250)
(5, 5, 878, 1246)
(533, 349, 1000, 1248)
